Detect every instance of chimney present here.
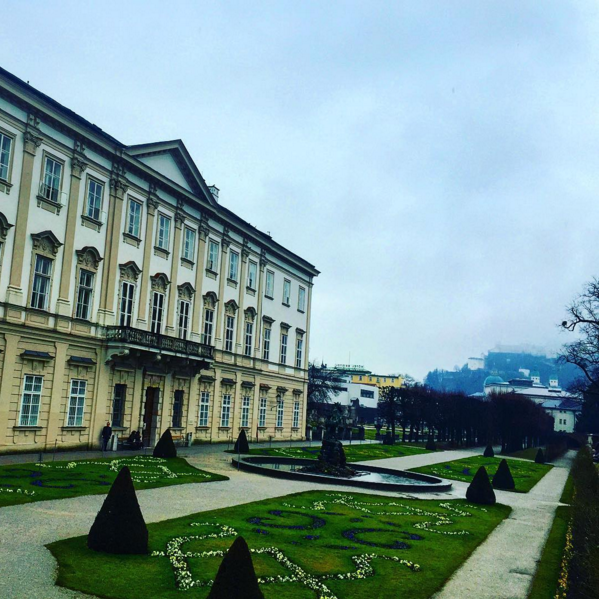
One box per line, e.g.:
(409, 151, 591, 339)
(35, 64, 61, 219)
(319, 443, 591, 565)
(208, 185, 219, 202)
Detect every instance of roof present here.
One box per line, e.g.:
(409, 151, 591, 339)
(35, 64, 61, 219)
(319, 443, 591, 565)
(484, 375, 504, 386)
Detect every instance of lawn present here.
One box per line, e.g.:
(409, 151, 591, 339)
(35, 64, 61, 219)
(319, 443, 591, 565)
(500, 447, 542, 461)
(409, 456, 552, 493)
(49, 490, 511, 599)
(239, 443, 432, 462)
(0, 456, 227, 507)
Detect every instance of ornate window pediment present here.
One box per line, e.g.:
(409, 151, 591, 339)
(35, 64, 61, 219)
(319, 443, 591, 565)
(296, 327, 306, 336)
(31, 230, 62, 257)
(119, 261, 142, 283)
(203, 291, 218, 309)
(280, 322, 291, 331)
(75, 246, 103, 271)
(151, 272, 170, 292)
(0, 212, 14, 241)
(262, 315, 275, 324)
(178, 282, 195, 300)
(224, 299, 238, 316)
(244, 307, 257, 322)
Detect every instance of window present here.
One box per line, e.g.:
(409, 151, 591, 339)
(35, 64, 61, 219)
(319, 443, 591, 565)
(199, 391, 210, 426)
(41, 156, 62, 202)
(265, 270, 275, 298)
(30, 255, 52, 310)
(293, 401, 300, 428)
(248, 261, 257, 289)
(75, 269, 95, 320)
(202, 309, 214, 345)
(67, 379, 86, 427)
(229, 251, 239, 281)
(172, 390, 184, 428)
(207, 240, 219, 271)
(296, 337, 303, 368)
(150, 292, 165, 334)
(280, 332, 288, 364)
(178, 300, 191, 339)
(119, 281, 135, 327)
(360, 389, 374, 399)
(157, 214, 171, 250)
(298, 286, 306, 312)
(244, 321, 253, 356)
(224, 315, 235, 352)
(183, 227, 195, 261)
(221, 394, 231, 427)
(86, 179, 103, 221)
(112, 384, 126, 427)
(276, 396, 284, 428)
(283, 279, 291, 305)
(259, 396, 267, 427)
(263, 327, 271, 361)
(0, 132, 12, 181)
(127, 199, 142, 238)
(19, 375, 43, 426)
(241, 395, 251, 428)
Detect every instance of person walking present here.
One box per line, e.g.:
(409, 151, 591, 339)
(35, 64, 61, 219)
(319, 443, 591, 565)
(101, 422, 112, 451)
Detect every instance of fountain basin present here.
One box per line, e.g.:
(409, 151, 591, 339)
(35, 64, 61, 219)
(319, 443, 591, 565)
(231, 456, 451, 492)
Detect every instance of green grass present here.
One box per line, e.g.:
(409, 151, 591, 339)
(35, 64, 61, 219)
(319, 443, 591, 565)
(559, 474, 574, 505)
(48, 490, 511, 599)
(0, 456, 227, 507)
(238, 442, 432, 462)
(410, 456, 552, 493)
(501, 447, 542, 461)
(529, 506, 570, 599)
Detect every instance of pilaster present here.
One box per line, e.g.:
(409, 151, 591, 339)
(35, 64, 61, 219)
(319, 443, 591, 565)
(165, 206, 185, 335)
(214, 228, 230, 346)
(136, 188, 159, 326)
(0, 334, 19, 445)
(254, 249, 267, 356)
(235, 240, 249, 349)
(191, 215, 209, 341)
(45, 342, 68, 445)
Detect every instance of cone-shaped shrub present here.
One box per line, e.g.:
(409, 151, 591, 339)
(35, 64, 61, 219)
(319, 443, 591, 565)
(153, 429, 177, 458)
(425, 436, 437, 451)
(234, 429, 250, 454)
(483, 444, 495, 458)
(492, 459, 515, 490)
(535, 448, 546, 464)
(88, 466, 148, 554)
(208, 536, 264, 599)
(466, 465, 496, 505)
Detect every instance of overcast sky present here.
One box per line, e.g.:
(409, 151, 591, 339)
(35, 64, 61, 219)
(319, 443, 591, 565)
(3, 1, 598, 379)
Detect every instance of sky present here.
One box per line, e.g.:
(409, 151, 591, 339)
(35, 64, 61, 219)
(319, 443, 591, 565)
(3, 1, 598, 379)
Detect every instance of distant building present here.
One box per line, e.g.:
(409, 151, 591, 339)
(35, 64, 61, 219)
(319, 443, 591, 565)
(467, 357, 485, 371)
(327, 363, 404, 389)
(332, 374, 379, 410)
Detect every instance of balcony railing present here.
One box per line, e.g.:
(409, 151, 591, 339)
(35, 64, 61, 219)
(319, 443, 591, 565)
(105, 326, 213, 360)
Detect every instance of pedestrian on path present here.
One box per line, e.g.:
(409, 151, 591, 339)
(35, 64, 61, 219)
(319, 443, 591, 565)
(101, 422, 112, 451)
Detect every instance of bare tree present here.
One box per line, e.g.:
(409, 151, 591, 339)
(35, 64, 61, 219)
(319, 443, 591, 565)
(307, 362, 346, 404)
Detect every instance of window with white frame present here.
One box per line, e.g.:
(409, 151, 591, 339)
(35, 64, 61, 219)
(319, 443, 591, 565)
(67, 379, 87, 427)
(202, 309, 214, 345)
(259, 396, 267, 427)
(86, 179, 103, 221)
(224, 315, 235, 352)
(75, 269, 95, 320)
(178, 299, 191, 339)
(199, 391, 210, 426)
(248, 261, 257, 289)
(298, 286, 306, 312)
(150, 291, 165, 334)
(0, 132, 12, 181)
(30, 255, 52, 310)
(182, 227, 196, 261)
(283, 279, 291, 305)
(19, 375, 43, 426)
(172, 390, 184, 428)
(119, 281, 135, 327)
(41, 156, 62, 202)
(157, 214, 171, 250)
(276, 395, 284, 428)
(126, 199, 142, 238)
(112, 384, 126, 427)
(229, 251, 239, 281)
(265, 270, 275, 298)
(263, 326, 271, 361)
(207, 240, 219, 271)
(293, 401, 300, 428)
(296, 337, 303, 368)
(244, 321, 253, 356)
(241, 395, 251, 428)
(280, 331, 288, 364)
(220, 394, 231, 427)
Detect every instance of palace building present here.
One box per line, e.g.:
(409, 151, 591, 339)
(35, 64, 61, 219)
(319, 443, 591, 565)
(0, 67, 318, 453)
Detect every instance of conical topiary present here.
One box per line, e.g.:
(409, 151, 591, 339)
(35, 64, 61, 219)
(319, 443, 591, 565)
(234, 429, 250, 453)
(208, 536, 264, 599)
(535, 448, 546, 464)
(491, 459, 515, 490)
(425, 436, 437, 451)
(466, 465, 496, 505)
(483, 444, 495, 458)
(153, 429, 177, 458)
(88, 466, 148, 554)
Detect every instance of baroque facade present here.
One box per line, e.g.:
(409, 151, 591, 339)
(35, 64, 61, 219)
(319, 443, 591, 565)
(0, 67, 318, 453)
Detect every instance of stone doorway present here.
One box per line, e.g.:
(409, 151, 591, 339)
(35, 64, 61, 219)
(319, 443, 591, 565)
(142, 387, 160, 447)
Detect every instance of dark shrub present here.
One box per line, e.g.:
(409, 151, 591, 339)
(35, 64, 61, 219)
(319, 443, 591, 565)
(483, 444, 495, 458)
(425, 436, 437, 451)
(234, 429, 250, 454)
(153, 429, 177, 458)
(208, 536, 264, 599)
(88, 466, 148, 554)
(382, 431, 394, 445)
(492, 459, 515, 490)
(466, 465, 496, 505)
(534, 448, 546, 464)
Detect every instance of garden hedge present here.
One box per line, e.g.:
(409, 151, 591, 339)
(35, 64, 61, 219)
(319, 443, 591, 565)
(491, 459, 515, 490)
(425, 436, 437, 451)
(466, 465, 496, 505)
(153, 429, 177, 458)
